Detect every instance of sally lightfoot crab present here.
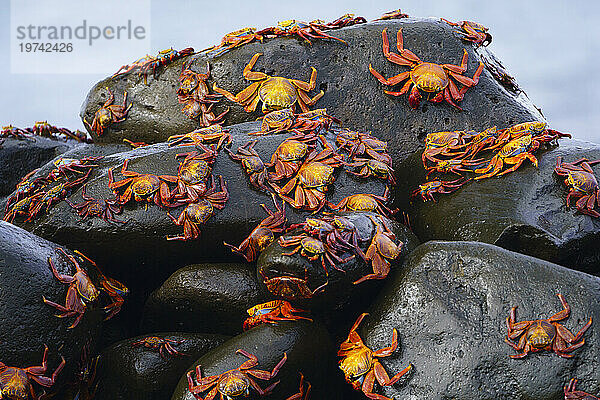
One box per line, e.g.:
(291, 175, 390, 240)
(564, 378, 600, 400)
(187, 349, 287, 400)
(131, 336, 187, 359)
(0, 345, 65, 400)
(279, 233, 354, 274)
(505, 293, 592, 358)
(67, 185, 124, 224)
(260, 268, 328, 299)
(411, 178, 469, 202)
(213, 53, 324, 113)
(440, 18, 492, 46)
(554, 157, 600, 217)
(369, 28, 483, 110)
(338, 313, 412, 400)
(226, 141, 273, 192)
(354, 216, 402, 284)
(85, 88, 131, 136)
(243, 300, 312, 330)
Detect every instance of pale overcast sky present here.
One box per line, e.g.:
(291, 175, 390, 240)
(1, 0, 599, 143)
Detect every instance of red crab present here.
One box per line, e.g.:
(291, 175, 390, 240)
(74, 250, 129, 320)
(260, 268, 328, 299)
(338, 313, 412, 400)
(441, 18, 492, 46)
(505, 293, 593, 359)
(123, 139, 150, 148)
(328, 191, 396, 217)
(201, 27, 264, 56)
(554, 157, 600, 217)
(226, 141, 273, 192)
(354, 216, 402, 285)
(4, 169, 47, 214)
(3, 194, 42, 223)
(564, 378, 600, 400)
(168, 125, 232, 150)
(257, 20, 346, 45)
(411, 178, 469, 202)
(316, 14, 367, 29)
(286, 373, 311, 400)
(131, 336, 187, 359)
(266, 136, 318, 181)
(336, 130, 392, 165)
(422, 130, 469, 166)
(243, 300, 312, 330)
(28, 173, 92, 221)
(0, 345, 65, 400)
(84, 88, 131, 136)
(369, 28, 484, 110)
(167, 176, 229, 241)
(374, 9, 410, 20)
(251, 109, 296, 135)
(291, 108, 341, 134)
(42, 248, 100, 329)
(1, 124, 34, 141)
(279, 233, 354, 274)
(108, 159, 180, 207)
(344, 157, 396, 185)
(67, 185, 125, 224)
(173, 145, 219, 203)
(187, 349, 287, 400)
(46, 156, 101, 182)
(224, 197, 286, 262)
(426, 157, 487, 178)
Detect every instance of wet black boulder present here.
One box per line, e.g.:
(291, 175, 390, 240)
(93, 332, 229, 400)
(398, 138, 600, 275)
(0, 221, 103, 390)
(171, 320, 340, 400)
(81, 18, 542, 166)
(141, 263, 267, 336)
(359, 241, 600, 400)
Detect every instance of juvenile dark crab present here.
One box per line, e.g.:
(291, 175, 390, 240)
(257, 19, 346, 45)
(355, 216, 403, 285)
(108, 159, 179, 207)
(554, 157, 600, 217)
(168, 125, 232, 150)
(344, 157, 396, 185)
(279, 233, 354, 274)
(213, 53, 324, 113)
(243, 300, 311, 330)
(0, 345, 65, 400)
(42, 247, 100, 329)
(226, 141, 273, 192)
(167, 176, 229, 241)
(224, 198, 286, 262)
(411, 178, 469, 202)
(338, 313, 412, 400)
(85, 88, 131, 137)
(441, 18, 492, 46)
(505, 293, 592, 359)
(369, 28, 484, 110)
(187, 349, 287, 400)
(67, 185, 125, 224)
(131, 336, 187, 359)
(564, 378, 600, 400)
(260, 268, 328, 299)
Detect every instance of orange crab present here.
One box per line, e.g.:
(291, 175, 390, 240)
(260, 268, 328, 299)
(201, 27, 264, 56)
(505, 294, 592, 359)
(266, 136, 318, 181)
(354, 216, 403, 284)
(0, 345, 65, 400)
(554, 157, 600, 217)
(168, 125, 232, 150)
(411, 178, 469, 202)
(369, 28, 483, 110)
(173, 146, 219, 203)
(336, 130, 392, 165)
(243, 300, 312, 330)
(84, 88, 131, 136)
(328, 192, 396, 217)
(187, 350, 287, 400)
(42, 248, 100, 329)
(213, 53, 324, 113)
(338, 313, 412, 400)
(441, 18, 492, 46)
(167, 176, 229, 241)
(256, 20, 346, 45)
(108, 159, 180, 207)
(224, 197, 286, 262)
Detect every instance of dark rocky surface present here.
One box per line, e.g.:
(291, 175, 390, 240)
(141, 263, 267, 335)
(171, 320, 340, 400)
(0, 221, 103, 388)
(93, 332, 229, 400)
(81, 18, 542, 166)
(0, 136, 78, 196)
(360, 241, 600, 400)
(397, 139, 600, 275)
(257, 212, 419, 321)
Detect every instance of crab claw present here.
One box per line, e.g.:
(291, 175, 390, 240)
(408, 86, 421, 109)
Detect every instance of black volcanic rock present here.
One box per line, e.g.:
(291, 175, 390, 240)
(81, 18, 542, 166)
(141, 263, 267, 335)
(0, 221, 103, 389)
(171, 321, 340, 400)
(398, 139, 600, 275)
(93, 332, 229, 400)
(359, 241, 600, 400)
